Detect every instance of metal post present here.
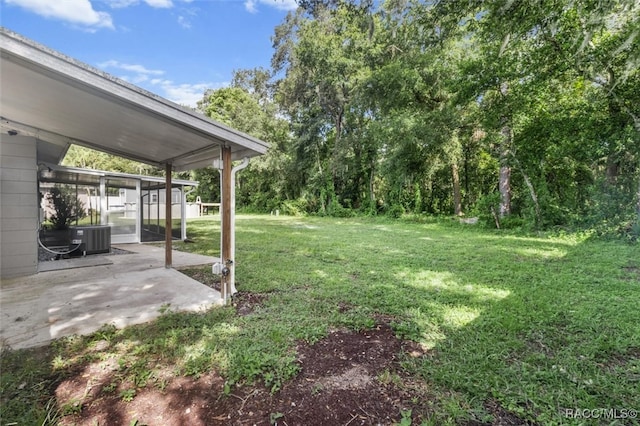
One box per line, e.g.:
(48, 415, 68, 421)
(135, 180, 141, 243)
(165, 163, 172, 269)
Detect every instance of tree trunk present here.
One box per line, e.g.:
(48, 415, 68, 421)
(331, 110, 344, 188)
(520, 165, 541, 226)
(315, 145, 327, 214)
(369, 166, 375, 209)
(499, 82, 512, 218)
(452, 162, 462, 216)
(499, 124, 512, 218)
(605, 154, 619, 185)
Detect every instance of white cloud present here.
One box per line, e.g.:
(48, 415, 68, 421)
(97, 61, 219, 107)
(177, 15, 191, 29)
(105, 0, 173, 8)
(6, 0, 114, 29)
(98, 60, 165, 84)
(244, 0, 258, 13)
(144, 0, 173, 8)
(99, 60, 164, 75)
(244, 0, 297, 12)
(105, 0, 138, 8)
(151, 79, 225, 107)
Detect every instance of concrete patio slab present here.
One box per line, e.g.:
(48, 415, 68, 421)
(0, 244, 222, 350)
(38, 256, 113, 272)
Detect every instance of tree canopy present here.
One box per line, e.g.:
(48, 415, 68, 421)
(64, 0, 640, 238)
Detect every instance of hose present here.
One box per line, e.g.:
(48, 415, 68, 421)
(37, 228, 82, 256)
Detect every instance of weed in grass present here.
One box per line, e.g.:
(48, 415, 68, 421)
(40, 397, 63, 425)
(61, 398, 83, 415)
(158, 303, 172, 314)
(311, 382, 324, 395)
(398, 409, 412, 426)
(93, 323, 117, 343)
(102, 381, 117, 394)
(269, 411, 284, 424)
(377, 369, 403, 387)
(119, 388, 136, 402)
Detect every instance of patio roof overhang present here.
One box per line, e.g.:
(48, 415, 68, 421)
(38, 163, 199, 189)
(0, 27, 269, 171)
(1, 27, 266, 279)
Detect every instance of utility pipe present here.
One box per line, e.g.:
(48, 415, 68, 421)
(181, 186, 196, 241)
(229, 156, 250, 295)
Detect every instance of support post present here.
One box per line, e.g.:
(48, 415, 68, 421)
(99, 176, 107, 225)
(135, 180, 141, 243)
(165, 163, 172, 269)
(220, 146, 232, 303)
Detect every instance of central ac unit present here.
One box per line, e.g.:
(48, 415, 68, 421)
(69, 225, 111, 255)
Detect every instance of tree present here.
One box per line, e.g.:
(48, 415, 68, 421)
(46, 185, 86, 230)
(273, 3, 381, 213)
(194, 70, 293, 212)
(63, 145, 159, 175)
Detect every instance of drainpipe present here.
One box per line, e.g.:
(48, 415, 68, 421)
(229, 157, 250, 295)
(99, 176, 107, 225)
(182, 186, 196, 241)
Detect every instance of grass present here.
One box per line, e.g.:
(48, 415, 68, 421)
(2, 214, 639, 425)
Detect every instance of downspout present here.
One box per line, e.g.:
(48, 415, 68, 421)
(181, 186, 196, 241)
(229, 157, 250, 295)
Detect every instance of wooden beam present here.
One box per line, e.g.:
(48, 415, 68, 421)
(165, 162, 172, 269)
(221, 146, 232, 301)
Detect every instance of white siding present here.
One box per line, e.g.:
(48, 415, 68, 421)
(0, 135, 38, 278)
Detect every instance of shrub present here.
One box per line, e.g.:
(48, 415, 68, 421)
(46, 186, 86, 230)
(328, 199, 354, 218)
(386, 204, 405, 219)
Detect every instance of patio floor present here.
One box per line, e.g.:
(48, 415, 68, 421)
(0, 244, 222, 350)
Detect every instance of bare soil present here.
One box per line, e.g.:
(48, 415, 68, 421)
(55, 292, 532, 425)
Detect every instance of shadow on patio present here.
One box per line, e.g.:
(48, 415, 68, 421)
(0, 244, 223, 350)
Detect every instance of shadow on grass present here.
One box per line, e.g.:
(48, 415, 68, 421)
(2, 215, 638, 425)
(233, 216, 639, 423)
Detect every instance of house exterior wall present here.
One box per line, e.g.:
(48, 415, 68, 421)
(1, 134, 38, 278)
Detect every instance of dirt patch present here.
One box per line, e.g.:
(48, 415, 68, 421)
(177, 269, 268, 316)
(600, 346, 640, 370)
(462, 399, 537, 426)
(178, 266, 221, 291)
(54, 321, 533, 425)
(55, 323, 431, 425)
(622, 265, 640, 282)
(233, 292, 269, 316)
(253, 323, 414, 425)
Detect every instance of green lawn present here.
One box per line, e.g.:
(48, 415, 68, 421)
(2, 214, 639, 424)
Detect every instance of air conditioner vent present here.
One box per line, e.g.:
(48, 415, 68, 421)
(69, 226, 111, 255)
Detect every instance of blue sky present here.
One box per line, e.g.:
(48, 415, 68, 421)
(1, 0, 297, 107)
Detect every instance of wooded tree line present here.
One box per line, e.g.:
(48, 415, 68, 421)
(66, 0, 640, 237)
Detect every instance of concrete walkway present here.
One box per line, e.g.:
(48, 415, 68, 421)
(0, 244, 222, 350)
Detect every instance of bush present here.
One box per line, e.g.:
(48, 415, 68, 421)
(46, 186, 86, 230)
(386, 204, 405, 219)
(327, 199, 355, 218)
(470, 193, 506, 228)
(279, 199, 309, 216)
